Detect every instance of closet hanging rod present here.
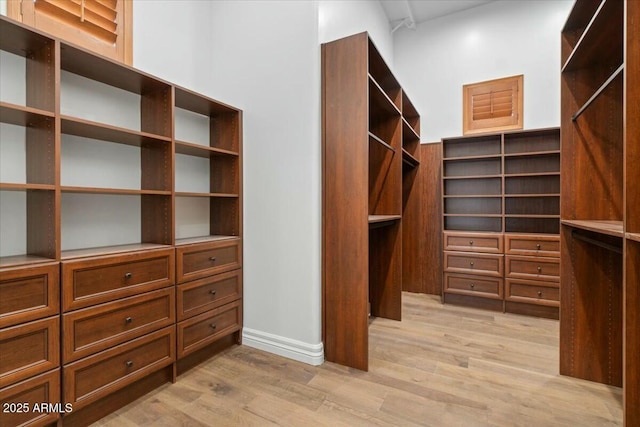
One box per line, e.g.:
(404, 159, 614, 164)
(572, 230, 623, 254)
(572, 64, 624, 121)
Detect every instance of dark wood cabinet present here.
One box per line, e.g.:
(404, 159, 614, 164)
(560, 1, 638, 424)
(441, 128, 560, 318)
(322, 32, 421, 370)
(0, 15, 242, 426)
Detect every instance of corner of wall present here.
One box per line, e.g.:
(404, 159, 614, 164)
(242, 328, 325, 366)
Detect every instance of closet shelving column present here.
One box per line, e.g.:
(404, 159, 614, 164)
(558, 2, 639, 424)
(322, 32, 406, 371)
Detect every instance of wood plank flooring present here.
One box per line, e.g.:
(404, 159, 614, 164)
(92, 293, 623, 426)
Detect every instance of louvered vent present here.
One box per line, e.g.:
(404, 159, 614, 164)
(36, 0, 118, 44)
(463, 75, 523, 135)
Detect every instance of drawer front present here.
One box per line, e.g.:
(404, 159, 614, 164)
(63, 288, 175, 363)
(63, 326, 175, 410)
(443, 232, 503, 254)
(444, 252, 503, 277)
(62, 248, 175, 311)
(0, 263, 59, 328)
(0, 317, 59, 389)
(177, 270, 242, 321)
(506, 256, 560, 282)
(444, 273, 503, 299)
(176, 239, 241, 283)
(505, 234, 559, 258)
(506, 279, 559, 307)
(0, 370, 61, 427)
(177, 300, 242, 358)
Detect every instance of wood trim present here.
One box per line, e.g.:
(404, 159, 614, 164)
(6, 0, 22, 21)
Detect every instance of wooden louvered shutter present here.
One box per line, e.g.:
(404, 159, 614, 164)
(8, 0, 132, 64)
(463, 75, 523, 135)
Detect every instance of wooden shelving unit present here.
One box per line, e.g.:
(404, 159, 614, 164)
(0, 15, 242, 427)
(560, 1, 638, 424)
(441, 128, 561, 318)
(322, 32, 421, 371)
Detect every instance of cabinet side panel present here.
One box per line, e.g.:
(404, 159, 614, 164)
(322, 34, 369, 371)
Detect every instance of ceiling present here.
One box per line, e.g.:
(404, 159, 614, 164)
(380, 0, 494, 30)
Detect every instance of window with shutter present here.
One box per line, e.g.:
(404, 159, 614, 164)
(7, 0, 132, 65)
(463, 75, 523, 135)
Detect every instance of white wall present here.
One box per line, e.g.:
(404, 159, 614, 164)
(319, 0, 393, 64)
(393, 0, 573, 142)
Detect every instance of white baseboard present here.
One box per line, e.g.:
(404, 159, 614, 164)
(242, 328, 324, 366)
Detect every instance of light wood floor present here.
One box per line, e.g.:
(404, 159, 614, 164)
(93, 293, 623, 426)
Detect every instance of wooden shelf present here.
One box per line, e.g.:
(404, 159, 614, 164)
(0, 183, 55, 191)
(561, 219, 624, 237)
(369, 75, 401, 116)
(175, 192, 239, 198)
(61, 243, 173, 260)
(572, 64, 624, 121)
(505, 172, 560, 178)
(443, 174, 502, 180)
(175, 235, 239, 246)
(402, 149, 419, 168)
(61, 115, 171, 147)
(562, 0, 623, 72)
(402, 118, 420, 141)
(503, 150, 560, 158)
(443, 195, 502, 199)
(369, 132, 395, 152)
(175, 140, 239, 158)
(0, 16, 53, 57)
(60, 186, 171, 195)
(444, 214, 502, 218)
(443, 154, 502, 161)
(368, 215, 401, 223)
(0, 102, 54, 125)
(505, 193, 560, 198)
(626, 233, 640, 243)
(174, 86, 238, 116)
(0, 254, 55, 268)
(506, 214, 559, 219)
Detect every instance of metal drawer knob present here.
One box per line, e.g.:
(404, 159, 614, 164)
(470, 262, 474, 266)
(537, 266, 542, 272)
(126, 360, 133, 368)
(210, 289, 217, 296)
(125, 317, 132, 324)
(537, 291, 542, 297)
(469, 240, 474, 245)
(536, 244, 541, 250)
(210, 323, 217, 330)
(470, 283, 475, 289)
(209, 257, 217, 262)
(124, 272, 132, 279)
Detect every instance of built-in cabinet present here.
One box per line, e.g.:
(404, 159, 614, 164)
(559, 0, 638, 424)
(0, 16, 242, 426)
(442, 128, 561, 319)
(322, 32, 421, 371)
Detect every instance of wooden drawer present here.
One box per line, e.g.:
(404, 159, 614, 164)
(0, 370, 61, 427)
(444, 273, 503, 299)
(444, 252, 503, 277)
(63, 288, 175, 363)
(506, 256, 560, 282)
(443, 232, 503, 254)
(62, 248, 175, 311)
(0, 263, 59, 329)
(506, 279, 559, 307)
(176, 239, 241, 283)
(177, 300, 242, 358)
(177, 270, 242, 321)
(0, 317, 59, 389)
(505, 234, 559, 258)
(63, 326, 175, 410)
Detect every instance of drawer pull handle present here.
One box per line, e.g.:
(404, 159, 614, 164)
(209, 257, 217, 262)
(210, 324, 217, 330)
(537, 291, 542, 297)
(210, 289, 217, 296)
(469, 240, 474, 245)
(126, 360, 133, 368)
(125, 317, 133, 324)
(536, 244, 541, 250)
(537, 266, 542, 272)
(124, 272, 132, 279)
(470, 262, 474, 266)
(470, 283, 475, 289)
